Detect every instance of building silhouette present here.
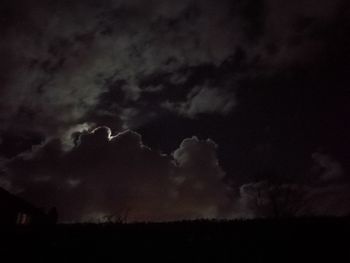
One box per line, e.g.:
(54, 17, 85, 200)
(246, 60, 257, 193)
(0, 187, 51, 225)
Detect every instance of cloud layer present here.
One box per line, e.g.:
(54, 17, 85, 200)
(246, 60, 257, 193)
(0, 0, 349, 221)
(2, 126, 348, 222)
(4, 127, 230, 222)
(2, 0, 345, 138)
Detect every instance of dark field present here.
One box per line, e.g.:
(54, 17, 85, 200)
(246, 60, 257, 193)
(1, 218, 350, 262)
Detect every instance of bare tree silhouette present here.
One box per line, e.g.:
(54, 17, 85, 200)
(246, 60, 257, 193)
(250, 171, 307, 218)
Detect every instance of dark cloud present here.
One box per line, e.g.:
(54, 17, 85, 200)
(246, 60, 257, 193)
(0, 0, 250, 150)
(6, 0, 341, 136)
(312, 152, 344, 182)
(3, 127, 347, 221)
(0, 131, 43, 158)
(163, 85, 236, 118)
(1, 0, 345, 136)
(2, 127, 231, 222)
(0, 0, 349, 221)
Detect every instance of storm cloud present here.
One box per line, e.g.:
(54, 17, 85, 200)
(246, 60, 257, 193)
(0, 0, 242, 138)
(3, 127, 231, 222)
(0, 0, 349, 221)
(2, 0, 346, 138)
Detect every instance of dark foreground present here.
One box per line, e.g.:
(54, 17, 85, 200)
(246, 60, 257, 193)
(1, 218, 349, 262)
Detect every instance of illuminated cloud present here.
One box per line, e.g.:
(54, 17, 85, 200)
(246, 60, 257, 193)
(163, 86, 236, 118)
(4, 127, 231, 222)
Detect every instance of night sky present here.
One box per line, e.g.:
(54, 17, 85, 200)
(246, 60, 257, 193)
(0, 0, 349, 222)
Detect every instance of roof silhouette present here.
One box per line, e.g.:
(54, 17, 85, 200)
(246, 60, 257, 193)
(0, 187, 48, 225)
